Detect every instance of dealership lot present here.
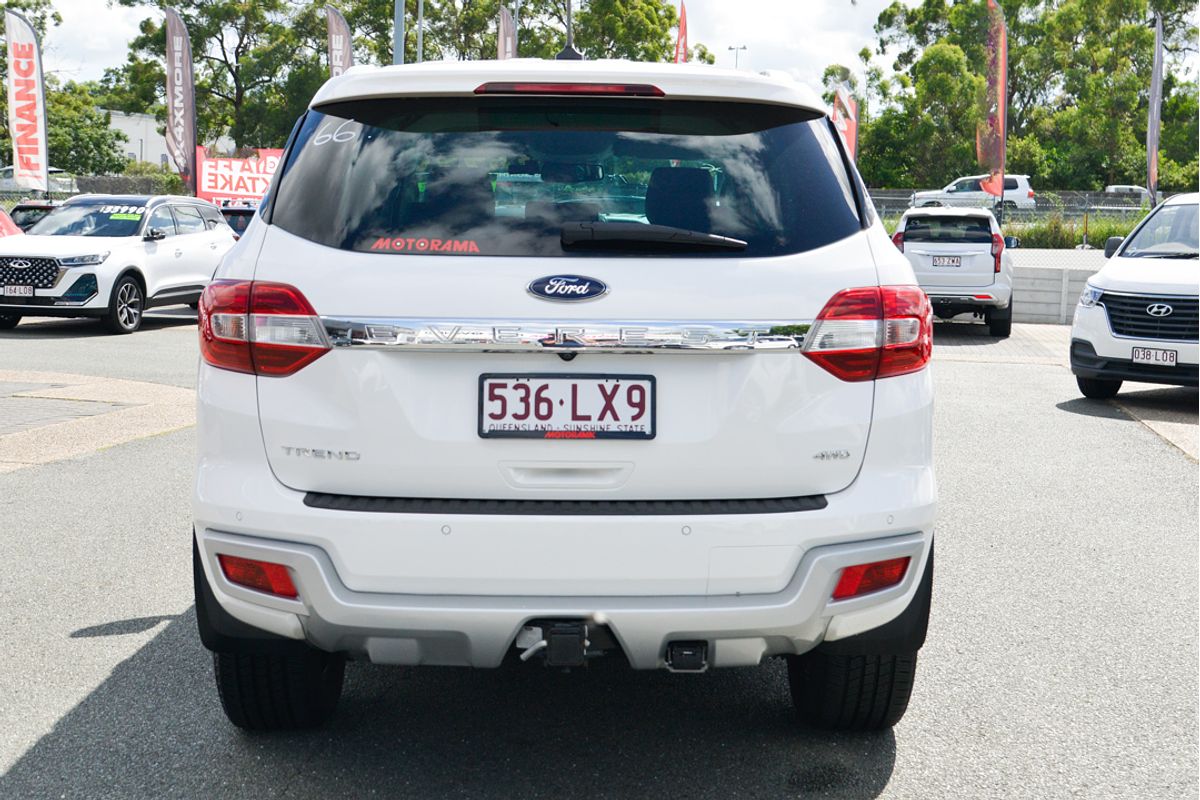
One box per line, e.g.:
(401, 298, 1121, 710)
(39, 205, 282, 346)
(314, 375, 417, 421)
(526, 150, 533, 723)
(0, 314, 1195, 799)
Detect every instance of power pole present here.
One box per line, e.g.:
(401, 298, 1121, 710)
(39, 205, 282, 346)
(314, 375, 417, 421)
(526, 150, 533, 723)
(417, 0, 425, 63)
(393, 0, 405, 64)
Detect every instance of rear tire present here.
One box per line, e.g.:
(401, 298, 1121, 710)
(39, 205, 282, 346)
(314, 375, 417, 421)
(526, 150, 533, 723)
(0, 313, 20, 330)
(987, 300, 1013, 338)
(103, 274, 144, 334)
(787, 650, 918, 731)
(213, 648, 345, 731)
(1077, 375, 1122, 399)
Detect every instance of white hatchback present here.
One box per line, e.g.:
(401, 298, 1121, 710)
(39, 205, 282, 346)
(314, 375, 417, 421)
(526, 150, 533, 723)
(192, 59, 937, 733)
(892, 207, 1015, 337)
(1070, 193, 1199, 398)
(0, 194, 235, 333)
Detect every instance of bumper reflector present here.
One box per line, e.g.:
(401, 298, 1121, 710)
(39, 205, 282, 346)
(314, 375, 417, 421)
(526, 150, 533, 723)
(832, 556, 910, 600)
(217, 554, 299, 599)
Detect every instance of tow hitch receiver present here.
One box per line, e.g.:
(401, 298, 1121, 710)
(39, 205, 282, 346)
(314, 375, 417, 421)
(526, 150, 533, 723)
(666, 640, 708, 672)
(545, 622, 588, 668)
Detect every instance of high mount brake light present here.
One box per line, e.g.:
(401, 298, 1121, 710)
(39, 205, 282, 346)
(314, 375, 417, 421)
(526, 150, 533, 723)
(473, 82, 665, 97)
(991, 233, 1004, 273)
(802, 286, 933, 382)
(198, 280, 330, 377)
(891, 231, 904, 253)
(832, 557, 910, 600)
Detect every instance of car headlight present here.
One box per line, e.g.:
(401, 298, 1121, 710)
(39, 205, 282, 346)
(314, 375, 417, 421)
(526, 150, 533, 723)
(58, 252, 109, 267)
(1078, 284, 1103, 308)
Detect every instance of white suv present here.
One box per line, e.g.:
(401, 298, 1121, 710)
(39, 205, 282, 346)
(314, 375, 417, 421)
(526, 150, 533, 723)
(0, 194, 235, 333)
(892, 207, 1015, 337)
(912, 174, 1036, 210)
(1071, 192, 1199, 398)
(192, 60, 937, 733)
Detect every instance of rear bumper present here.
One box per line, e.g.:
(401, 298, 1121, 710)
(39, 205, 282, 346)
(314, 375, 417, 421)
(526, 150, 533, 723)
(196, 526, 932, 669)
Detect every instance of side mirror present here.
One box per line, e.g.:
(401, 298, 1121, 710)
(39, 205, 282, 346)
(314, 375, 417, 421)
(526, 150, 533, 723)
(1003, 236, 1020, 249)
(1104, 236, 1124, 259)
(143, 227, 166, 241)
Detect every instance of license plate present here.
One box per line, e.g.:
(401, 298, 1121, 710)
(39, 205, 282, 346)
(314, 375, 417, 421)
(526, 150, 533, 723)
(479, 374, 655, 439)
(1131, 347, 1177, 367)
(3, 285, 33, 297)
(931, 256, 961, 267)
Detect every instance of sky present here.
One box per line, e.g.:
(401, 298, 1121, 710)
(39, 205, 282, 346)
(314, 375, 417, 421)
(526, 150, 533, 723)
(41, 0, 909, 90)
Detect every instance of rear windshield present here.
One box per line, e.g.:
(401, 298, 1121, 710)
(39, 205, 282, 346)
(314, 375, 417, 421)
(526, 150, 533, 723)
(903, 216, 993, 244)
(10, 206, 50, 229)
(269, 97, 862, 258)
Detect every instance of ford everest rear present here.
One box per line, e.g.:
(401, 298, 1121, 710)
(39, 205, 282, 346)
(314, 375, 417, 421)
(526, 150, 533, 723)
(192, 60, 936, 732)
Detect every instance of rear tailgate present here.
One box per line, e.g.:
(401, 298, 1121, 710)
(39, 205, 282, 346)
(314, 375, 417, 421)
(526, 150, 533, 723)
(254, 226, 878, 502)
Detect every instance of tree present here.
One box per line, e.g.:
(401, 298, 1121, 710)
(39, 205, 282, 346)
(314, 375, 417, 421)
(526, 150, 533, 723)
(44, 81, 129, 175)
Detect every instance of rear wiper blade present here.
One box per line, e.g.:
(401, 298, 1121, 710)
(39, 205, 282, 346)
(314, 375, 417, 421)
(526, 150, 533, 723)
(561, 222, 747, 251)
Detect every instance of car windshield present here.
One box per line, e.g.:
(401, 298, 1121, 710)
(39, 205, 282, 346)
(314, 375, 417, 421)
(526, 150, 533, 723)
(903, 216, 993, 244)
(270, 97, 863, 258)
(28, 202, 146, 237)
(1122, 203, 1199, 258)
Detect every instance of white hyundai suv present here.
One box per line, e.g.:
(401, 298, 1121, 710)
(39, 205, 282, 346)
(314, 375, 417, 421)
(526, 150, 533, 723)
(192, 60, 937, 733)
(1071, 192, 1198, 398)
(0, 194, 235, 333)
(892, 206, 1015, 337)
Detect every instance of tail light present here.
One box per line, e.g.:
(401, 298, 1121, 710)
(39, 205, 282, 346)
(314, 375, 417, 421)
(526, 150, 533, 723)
(803, 286, 932, 382)
(199, 280, 330, 377)
(218, 554, 299, 599)
(1027, 189, 1035, 198)
(891, 231, 904, 253)
(832, 557, 910, 600)
(991, 233, 1004, 273)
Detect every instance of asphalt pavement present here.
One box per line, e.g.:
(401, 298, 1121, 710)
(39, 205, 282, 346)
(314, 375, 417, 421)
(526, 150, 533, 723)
(0, 314, 1195, 799)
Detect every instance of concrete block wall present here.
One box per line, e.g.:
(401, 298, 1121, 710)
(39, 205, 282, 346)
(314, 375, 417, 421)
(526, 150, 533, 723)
(1008, 250, 1106, 324)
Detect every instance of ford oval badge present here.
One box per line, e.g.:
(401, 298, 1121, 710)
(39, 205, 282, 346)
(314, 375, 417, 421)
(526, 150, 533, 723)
(527, 274, 609, 302)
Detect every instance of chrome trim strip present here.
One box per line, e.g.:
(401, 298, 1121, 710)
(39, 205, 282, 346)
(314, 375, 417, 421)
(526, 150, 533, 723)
(321, 317, 812, 353)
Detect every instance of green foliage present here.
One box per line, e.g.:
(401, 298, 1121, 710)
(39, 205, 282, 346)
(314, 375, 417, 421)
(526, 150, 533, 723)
(849, 0, 1199, 191)
(122, 159, 185, 193)
(1002, 214, 1141, 248)
(44, 81, 129, 175)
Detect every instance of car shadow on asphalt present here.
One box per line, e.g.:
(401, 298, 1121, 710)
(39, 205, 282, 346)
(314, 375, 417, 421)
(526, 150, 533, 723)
(0, 313, 195, 340)
(1056, 386, 1199, 422)
(1, 609, 897, 800)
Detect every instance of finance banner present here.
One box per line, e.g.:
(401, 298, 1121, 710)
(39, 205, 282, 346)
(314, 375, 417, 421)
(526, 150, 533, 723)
(674, 3, 688, 63)
(4, 10, 48, 192)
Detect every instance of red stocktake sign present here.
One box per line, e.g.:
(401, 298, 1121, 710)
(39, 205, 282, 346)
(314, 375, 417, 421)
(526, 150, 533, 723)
(4, 10, 48, 192)
(831, 84, 858, 161)
(976, 0, 1008, 198)
(195, 147, 283, 204)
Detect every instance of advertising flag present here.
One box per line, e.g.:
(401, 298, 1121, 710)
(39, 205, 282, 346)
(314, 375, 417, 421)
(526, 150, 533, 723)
(674, 3, 688, 63)
(497, 7, 516, 60)
(326, 6, 354, 78)
(976, 0, 1007, 199)
(1146, 13, 1164, 209)
(164, 8, 197, 194)
(4, 10, 48, 192)
(831, 84, 859, 161)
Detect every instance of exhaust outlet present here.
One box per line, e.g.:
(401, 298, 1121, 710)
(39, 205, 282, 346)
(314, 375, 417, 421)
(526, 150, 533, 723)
(665, 641, 708, 672)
